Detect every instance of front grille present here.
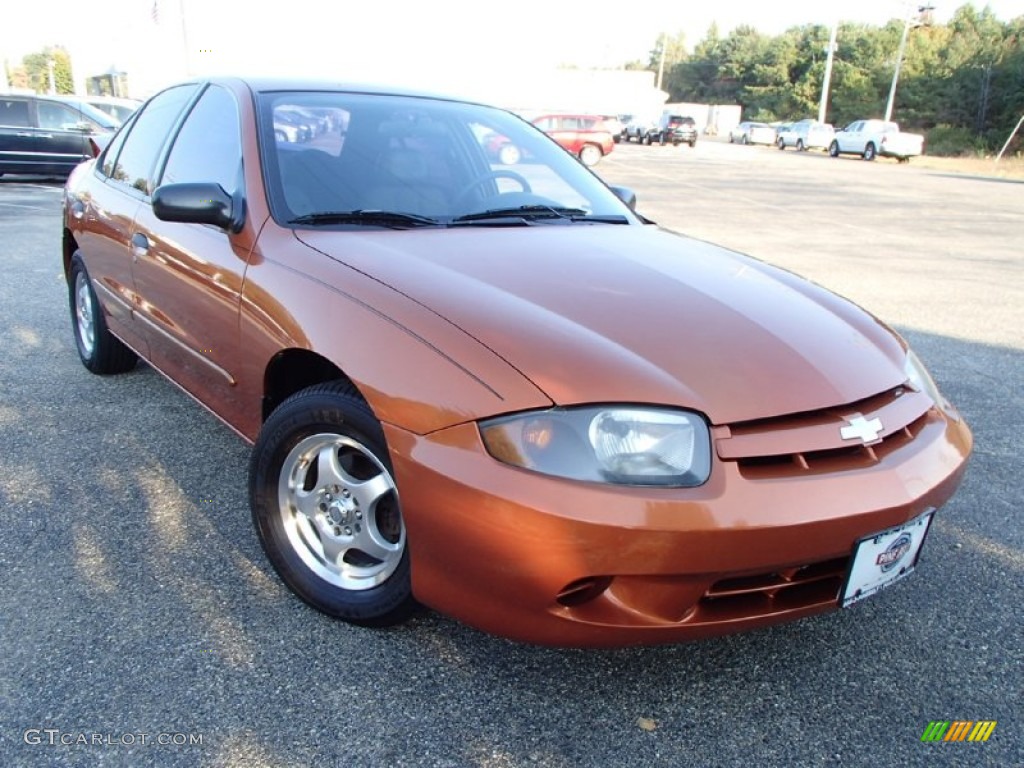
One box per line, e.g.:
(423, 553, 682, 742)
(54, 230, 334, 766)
(716, 386, 933, 479)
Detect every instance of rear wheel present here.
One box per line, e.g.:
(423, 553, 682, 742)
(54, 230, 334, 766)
(796, 139, 805, 152)
(863, 143, 877, 161)
(742, 135, 749, 145)
(497, 143, 521, 165)
(777, 138, 785, 150)
(829, 140, 840, 158)
(579, 144, 603, 166)
(250, 382, 416, 627)
(68, 252, 137, 374)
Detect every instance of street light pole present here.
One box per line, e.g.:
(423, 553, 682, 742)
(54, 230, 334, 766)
(885, 4, 934, 123)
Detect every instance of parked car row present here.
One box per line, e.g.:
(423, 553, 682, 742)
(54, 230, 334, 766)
(729, 117, 924, 163)
(623, 114, 698, 147)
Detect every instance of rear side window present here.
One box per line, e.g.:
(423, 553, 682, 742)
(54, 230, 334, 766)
(161, 85, 241, 192)
(108, 84, 198, 196)
(0, 99, 30, 127)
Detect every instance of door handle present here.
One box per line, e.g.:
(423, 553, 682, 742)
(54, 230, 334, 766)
(130, 232, 150, 260)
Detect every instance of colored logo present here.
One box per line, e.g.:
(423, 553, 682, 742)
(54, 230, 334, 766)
(921, 721, 997, 742)
(876, 533, 913, 572)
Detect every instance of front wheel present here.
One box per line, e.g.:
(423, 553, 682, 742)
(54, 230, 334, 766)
(250, 382, 416, 627)
(828, 140, 840, 158)
(68, 252, 137, 374)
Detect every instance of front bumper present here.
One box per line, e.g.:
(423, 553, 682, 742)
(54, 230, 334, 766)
(384, 406, 971, 647)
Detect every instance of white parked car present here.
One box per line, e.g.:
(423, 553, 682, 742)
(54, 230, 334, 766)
(729, 122, 776, 146)
(777, 120, 835, 151)
(828, 119, 924, 162)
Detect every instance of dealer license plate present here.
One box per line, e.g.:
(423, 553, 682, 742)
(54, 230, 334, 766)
(841, 510, 935, 608)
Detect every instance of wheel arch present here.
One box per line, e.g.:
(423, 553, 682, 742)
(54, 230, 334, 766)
(262, 348, 364, 422)
(63, 228, 80, 281)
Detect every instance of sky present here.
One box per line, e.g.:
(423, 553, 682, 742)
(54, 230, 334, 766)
(3, 0, 1023, 98)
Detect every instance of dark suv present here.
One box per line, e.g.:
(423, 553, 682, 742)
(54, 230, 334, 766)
(651, 114, 698, 147)
(0, 93, 116, 177)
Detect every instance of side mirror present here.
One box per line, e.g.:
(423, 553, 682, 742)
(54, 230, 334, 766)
(153, 182, 243, 232)
(609, 185, 637, 211)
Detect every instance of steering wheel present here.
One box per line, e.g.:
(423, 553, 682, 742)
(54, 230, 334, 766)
(455, 170, 532, 208)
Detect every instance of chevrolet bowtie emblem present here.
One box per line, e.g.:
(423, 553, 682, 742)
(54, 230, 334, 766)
(840, 415, 883, 443)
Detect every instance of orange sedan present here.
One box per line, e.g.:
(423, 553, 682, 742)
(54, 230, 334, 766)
(62, 78, 971, 647)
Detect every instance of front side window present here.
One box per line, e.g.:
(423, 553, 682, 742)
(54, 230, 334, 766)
(161, 85, 241, 192)
(108, 84, 198, 196)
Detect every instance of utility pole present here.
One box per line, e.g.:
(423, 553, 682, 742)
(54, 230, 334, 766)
(818, 21, 838, 124)
(657, 34, 666, 91)
(885, 4, 934, 123)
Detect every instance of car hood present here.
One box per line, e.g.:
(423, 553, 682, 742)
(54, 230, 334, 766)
(297, 225, 907, 425)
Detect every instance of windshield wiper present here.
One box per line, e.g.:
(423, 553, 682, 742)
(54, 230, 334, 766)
(450, 205, 629, 226)
(289, 210, 441, 228)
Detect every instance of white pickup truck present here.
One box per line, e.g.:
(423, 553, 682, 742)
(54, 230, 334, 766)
(828, 119, 924, 162)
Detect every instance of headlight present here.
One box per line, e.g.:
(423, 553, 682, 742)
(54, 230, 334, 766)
(479, 406, 711, 487)
(904, 350, 944, 407)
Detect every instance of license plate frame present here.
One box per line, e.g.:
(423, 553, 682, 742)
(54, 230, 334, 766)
(841, 510, 935, 608)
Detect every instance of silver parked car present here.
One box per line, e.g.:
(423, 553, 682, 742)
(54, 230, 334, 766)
(777, 120, 835, 152)
(729, 121, 776, 146)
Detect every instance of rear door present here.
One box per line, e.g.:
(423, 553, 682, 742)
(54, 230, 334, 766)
(33, 100, 97, 174)
(74, 85, 201, 357)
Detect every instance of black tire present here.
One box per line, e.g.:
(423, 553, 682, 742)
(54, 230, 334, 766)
(829, 140, 840, 158)
(689, 139, 696, 148)
(796, 139, 805, 152)
(68, 252, 137, 374)
(863, 143, 877, 161)
(742, 135, 749, 145)
(250, 381, 416, 627)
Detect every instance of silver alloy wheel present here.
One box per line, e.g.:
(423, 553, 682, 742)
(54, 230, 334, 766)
(579, 144, 602, 166)
(277, 432, 403, 591)
(74, 271, 96, 357)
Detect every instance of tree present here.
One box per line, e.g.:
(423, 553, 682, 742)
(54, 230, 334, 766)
(21, 47, 74, 94)
(639, 4, 1024, 153)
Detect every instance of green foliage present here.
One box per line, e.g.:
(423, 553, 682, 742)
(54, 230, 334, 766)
(21, 47, 74, 94)
(649, 3, 1024, 152)
(926, 124, 991, 156)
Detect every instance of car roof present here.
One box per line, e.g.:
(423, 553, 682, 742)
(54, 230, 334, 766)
(195, 76, 490, 109)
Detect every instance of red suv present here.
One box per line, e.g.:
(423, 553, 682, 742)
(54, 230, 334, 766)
(531, 114, 615, 166)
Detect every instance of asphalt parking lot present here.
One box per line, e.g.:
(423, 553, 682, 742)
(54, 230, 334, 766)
(1, 141, 1021, 768)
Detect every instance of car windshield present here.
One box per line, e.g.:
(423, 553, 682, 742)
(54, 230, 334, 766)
(258, 91, 636, 227)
